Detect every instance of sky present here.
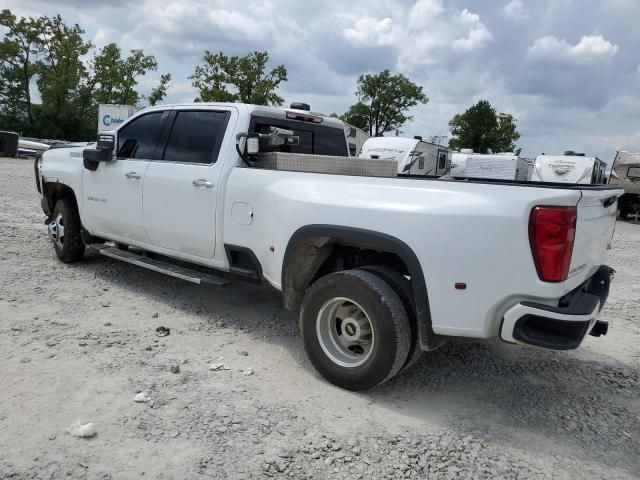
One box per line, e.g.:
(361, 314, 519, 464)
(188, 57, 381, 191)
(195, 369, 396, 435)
(5, 0, 640, 163)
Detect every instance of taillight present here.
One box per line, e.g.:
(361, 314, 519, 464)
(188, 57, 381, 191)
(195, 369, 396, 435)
(529, 206, 577, 282)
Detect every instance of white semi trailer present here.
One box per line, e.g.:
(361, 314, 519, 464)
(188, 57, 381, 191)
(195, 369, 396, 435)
(359, 136, 450, 176)
(531, 152, 607, 185)
(450, 150, 530, 181)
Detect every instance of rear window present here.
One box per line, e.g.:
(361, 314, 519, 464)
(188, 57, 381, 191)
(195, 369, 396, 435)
(250, 116, 348, 156)
(162, 110, 230, 164)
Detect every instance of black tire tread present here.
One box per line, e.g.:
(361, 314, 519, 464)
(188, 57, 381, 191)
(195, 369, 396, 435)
(359, 265, 423, 371)
(53, 197, 85, 263)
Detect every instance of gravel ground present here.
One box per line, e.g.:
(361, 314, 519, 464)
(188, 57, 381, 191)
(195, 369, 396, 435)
(1, 156, 639, 479)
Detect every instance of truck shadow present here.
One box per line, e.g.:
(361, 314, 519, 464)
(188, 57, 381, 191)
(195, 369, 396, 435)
(84, 253, 640, 474)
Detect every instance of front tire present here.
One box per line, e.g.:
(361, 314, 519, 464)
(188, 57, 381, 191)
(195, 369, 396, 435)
(49, 197, 85, 263)
(300, 270, 411, 390)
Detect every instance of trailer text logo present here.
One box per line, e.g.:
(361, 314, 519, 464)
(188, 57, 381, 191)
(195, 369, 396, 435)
(102, 114, 125, 127)
(549, 160, 576, 177)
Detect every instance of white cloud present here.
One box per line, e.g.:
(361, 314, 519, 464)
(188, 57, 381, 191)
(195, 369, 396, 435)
(503, 0, 528, 20)
(343, 17, 393, 45)
(341, 2, 492, 69)
(527, 35, 619, 64)
(452, 10, 493, 52)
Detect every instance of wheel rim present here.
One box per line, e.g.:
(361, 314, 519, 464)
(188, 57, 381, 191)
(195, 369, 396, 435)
(316, 297, 375, 368)
(48, 212, 65, 250)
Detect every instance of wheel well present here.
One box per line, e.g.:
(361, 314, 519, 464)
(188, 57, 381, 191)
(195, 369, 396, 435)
(282, 237, 408, 310)
(43, 182, 77, 213)
(281, 225, 444, 351)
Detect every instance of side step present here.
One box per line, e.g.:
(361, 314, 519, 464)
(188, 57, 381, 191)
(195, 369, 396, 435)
(91, 245, 230, 287)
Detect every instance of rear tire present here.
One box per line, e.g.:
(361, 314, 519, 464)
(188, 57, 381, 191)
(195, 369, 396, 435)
(359, 265, 423, 371)
(49, 197, 85, 263)
(300, 270, 411, 390)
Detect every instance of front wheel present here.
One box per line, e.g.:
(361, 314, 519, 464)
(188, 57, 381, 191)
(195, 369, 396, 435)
(300, 270, 411, 390)
(48, 197, 85, 263)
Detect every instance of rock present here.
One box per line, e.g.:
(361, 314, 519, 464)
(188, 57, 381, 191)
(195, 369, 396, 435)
(104, 322, 112, 326)
(65, 421, 97, 438)
(241, 366, 254, 376)
(151, 313, 159, 318)
(275, 459, 287, 472)
(238, 350, 249, 356)
(134, 392, 151, 403)
(311, 452, 322, 459)
(209, 363, 230, 371)
(100, 302, 110, 308)
(170, 364, 180, 374)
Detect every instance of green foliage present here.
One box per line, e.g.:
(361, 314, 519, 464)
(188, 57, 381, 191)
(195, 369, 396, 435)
(428, 134, 448, 146)
(149, 73, 172, 106)
(190, 50, 287, 105)
(339, 102, 369, 132)
(93, 43, 158, 106)
(0, 9, 44, 133)
(341, 70, 428, 137)
(35, 15, 94, 139)
(448, 100, 521, 154)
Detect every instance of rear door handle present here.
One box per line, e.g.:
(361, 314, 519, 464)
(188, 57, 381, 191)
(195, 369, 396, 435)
(125, 171, 142, 179)
(193, 179, 214, 188)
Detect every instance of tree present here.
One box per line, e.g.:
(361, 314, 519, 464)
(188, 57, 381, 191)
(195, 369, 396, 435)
(35, 15, 94, 140)
(190, 50, 287, 105)
(448, 100, 521, 154)
(339, 102, 369, 131)
(0, 9, 45, 133)
(92, 43, 158, 106)
(341, 70, 428, 137)
(148, 73, 172, 106)
(428, 134, 448, 146)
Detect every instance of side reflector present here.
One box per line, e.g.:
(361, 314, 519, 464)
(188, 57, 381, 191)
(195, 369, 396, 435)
(455, 283, 466, 290)
(529, 206, 577, 282)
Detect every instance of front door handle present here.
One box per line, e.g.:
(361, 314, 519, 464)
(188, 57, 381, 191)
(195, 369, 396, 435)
(193, 179, 214, 188)
(125, 171, 142, 179)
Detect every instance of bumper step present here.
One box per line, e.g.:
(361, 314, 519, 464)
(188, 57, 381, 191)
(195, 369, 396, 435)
(90, 245, 230, 287)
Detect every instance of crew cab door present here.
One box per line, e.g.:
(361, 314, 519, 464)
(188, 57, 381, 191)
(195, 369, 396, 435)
(82, 111, 167, 242)
(142, 109, 233, 258)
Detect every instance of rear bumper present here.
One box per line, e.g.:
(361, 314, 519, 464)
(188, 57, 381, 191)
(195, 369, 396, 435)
(500, 266, 613, 350)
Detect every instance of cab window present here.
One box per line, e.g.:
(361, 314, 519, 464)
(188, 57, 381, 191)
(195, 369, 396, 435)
(117, 112, 165, 159)
(162, 111, 230, 164)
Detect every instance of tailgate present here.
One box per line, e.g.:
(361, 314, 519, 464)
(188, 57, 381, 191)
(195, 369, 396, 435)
(567, 188, 623, 286)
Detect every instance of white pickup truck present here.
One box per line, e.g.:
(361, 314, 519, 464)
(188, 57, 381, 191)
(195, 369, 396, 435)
(35, 102, 623, 390)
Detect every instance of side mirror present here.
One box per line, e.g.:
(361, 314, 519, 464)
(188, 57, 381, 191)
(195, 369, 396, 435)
(83, 134, 115, 170)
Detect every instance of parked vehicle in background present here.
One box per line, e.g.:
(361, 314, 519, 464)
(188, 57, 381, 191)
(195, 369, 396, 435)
(98, 104, 137, 132)
(359, 136, 450, 176)
(532, 152, 607, 184)
(609, 151, 640, 218)
(18, 138, 49, 156)
(344, 123, 370, 156)
(450, 150, 530, 181)
(35, 102, 623, 390)
(465, 152, 529, 181)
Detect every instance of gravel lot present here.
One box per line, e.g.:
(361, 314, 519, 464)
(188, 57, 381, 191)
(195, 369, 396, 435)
(1, 156, 639, 479)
